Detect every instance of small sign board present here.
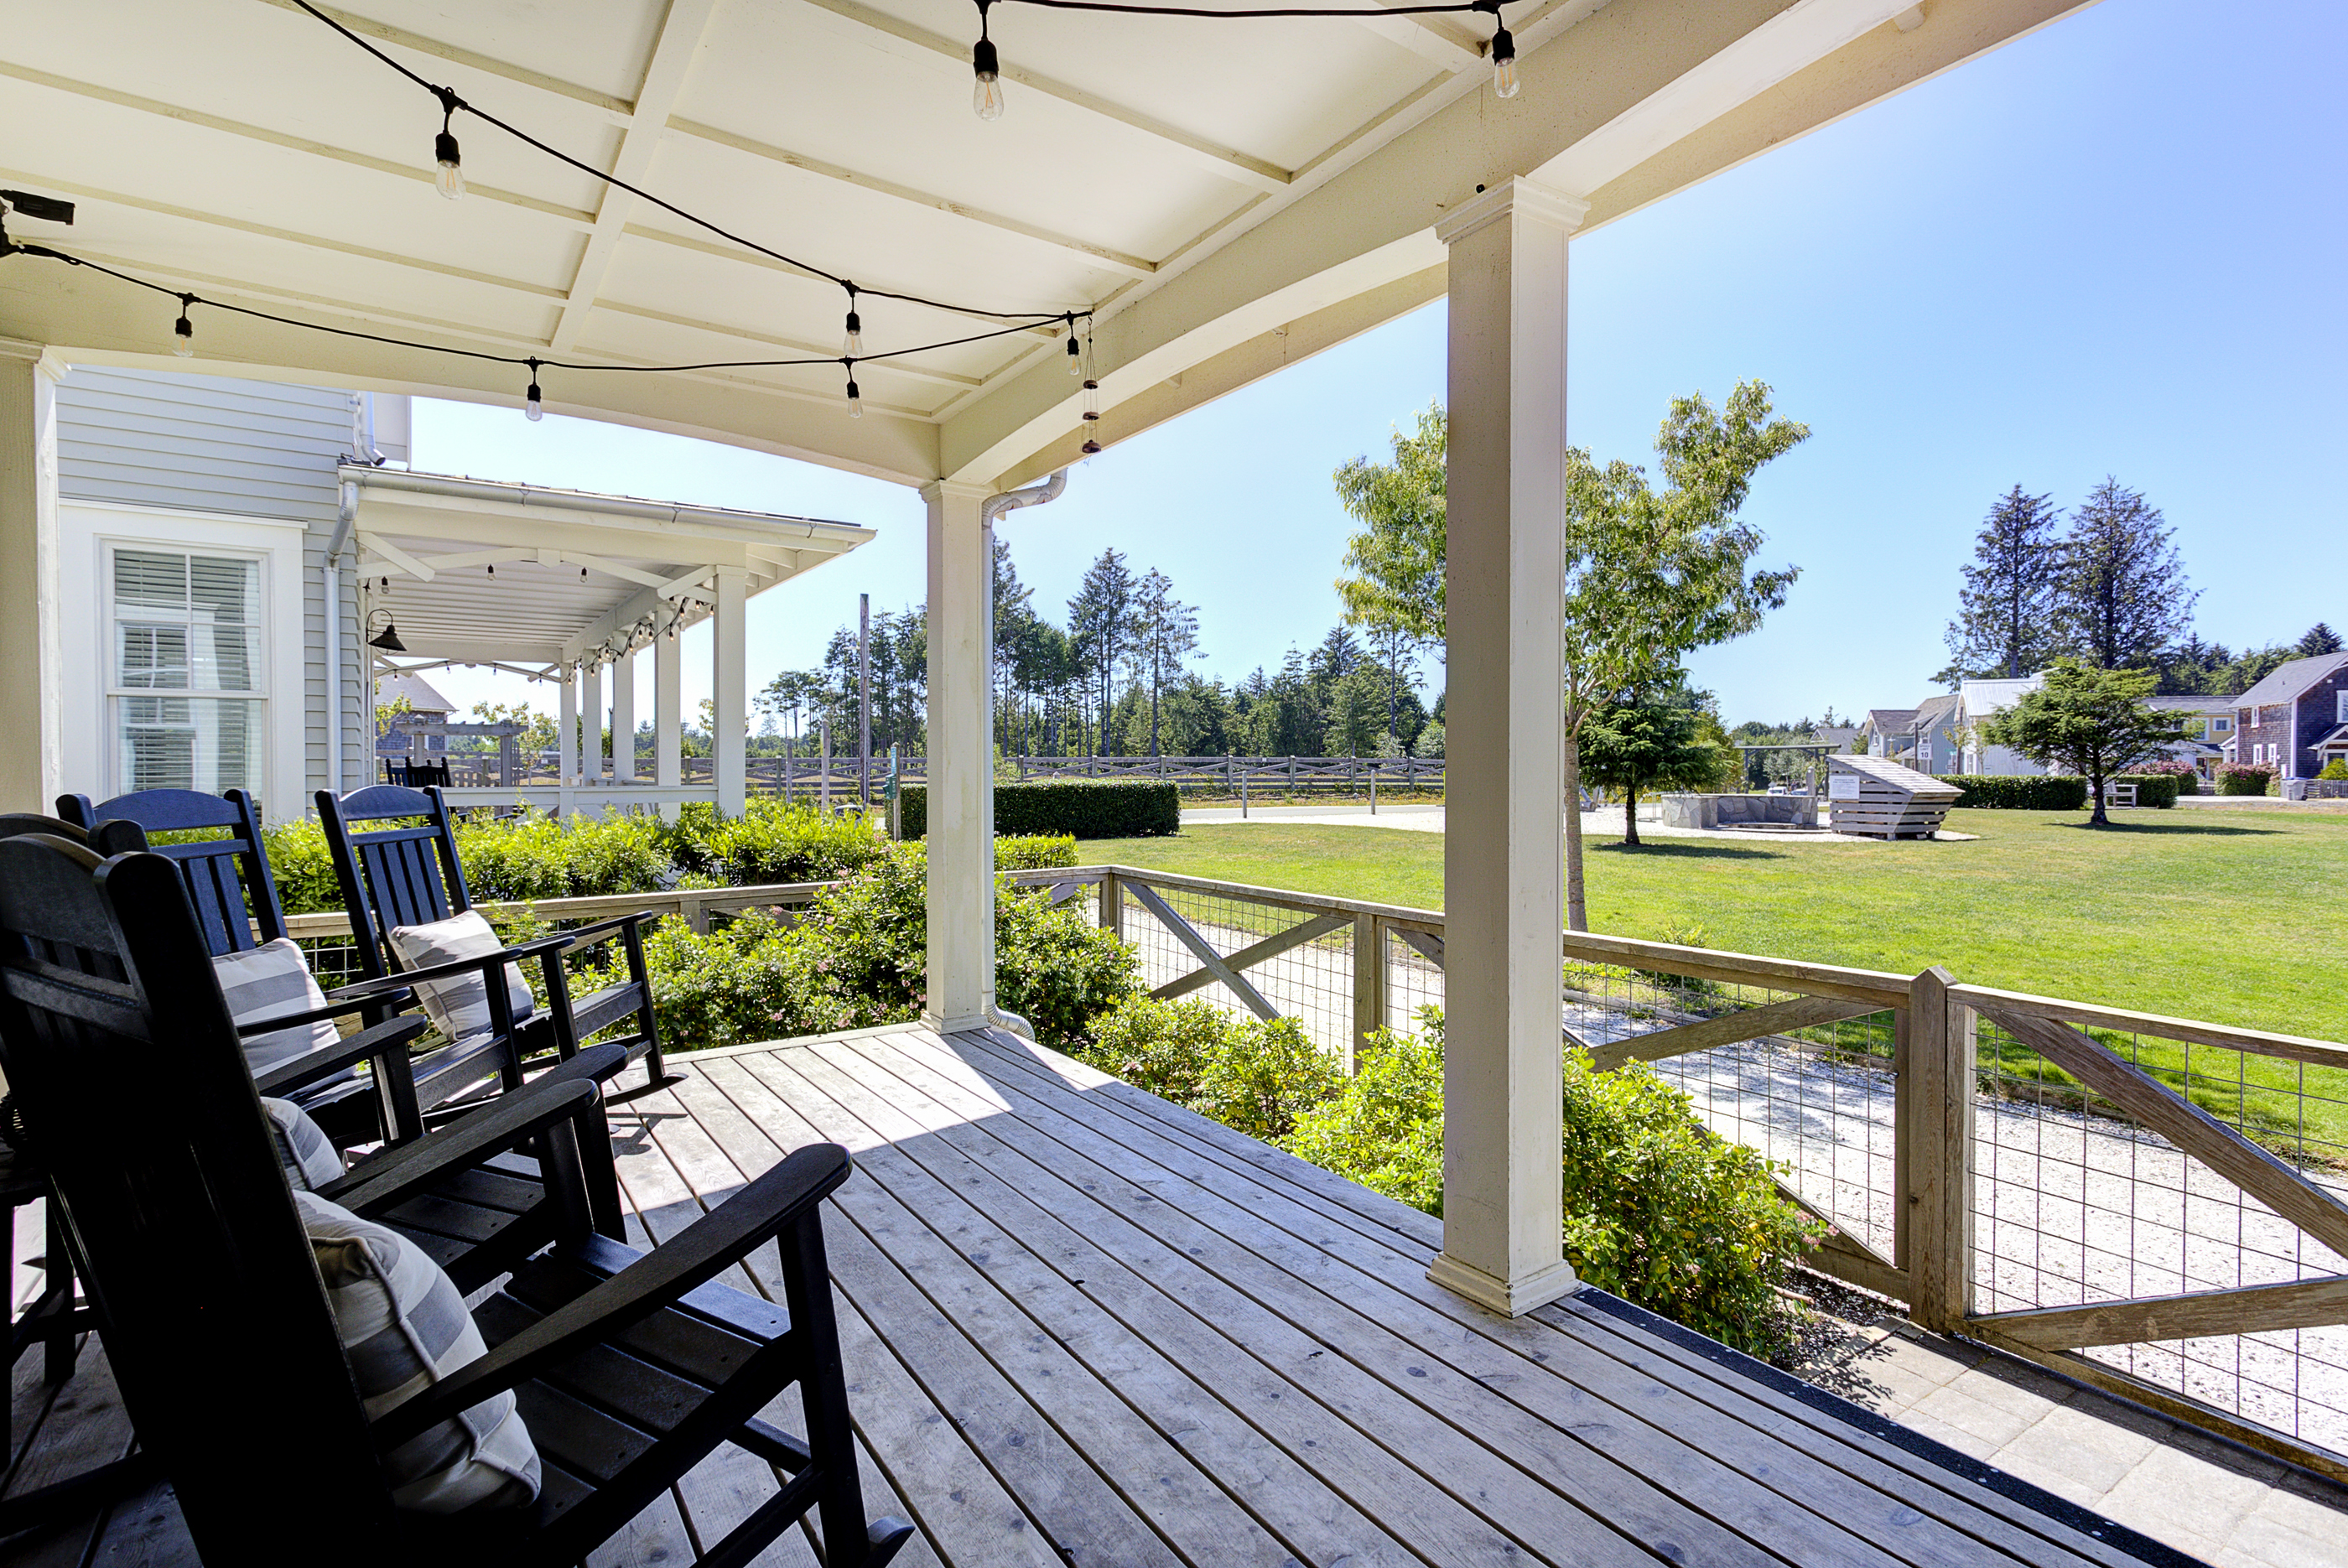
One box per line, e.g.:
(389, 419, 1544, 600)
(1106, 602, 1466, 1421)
(1828, 773, 1862, 801)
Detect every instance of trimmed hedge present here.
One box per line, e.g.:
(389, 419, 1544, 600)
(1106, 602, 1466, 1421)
(1934, 775, 2090, 811)
(898, 780, 1180, 839)
(2218, 763, 2277, 796)
(2112, 773, 2180, 809)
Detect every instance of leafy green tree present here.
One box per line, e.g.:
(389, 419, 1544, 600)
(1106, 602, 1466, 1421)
(2055, 479, 2196, 669)
(1577, 693, 1733, 847)
(1942, 486, 2062, 683)
(1559, 382, 1807, 925)
(1982, 659, 2188, 826)
(1333, 404, 1447, 646)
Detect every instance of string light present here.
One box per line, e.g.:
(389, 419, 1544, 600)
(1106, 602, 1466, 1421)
(972, 0, 1006, 121)
(844, 363, 863, 419)
(1482, 3, 1518, 98)
(1066, 321, 1082, 376)
(432, 87, 465, 199)
(525, 357, 543, 421)
(171, 293, 195, 357)
(841, 284, 863, 359)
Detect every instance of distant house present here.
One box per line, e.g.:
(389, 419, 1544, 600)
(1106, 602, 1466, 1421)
(2147, 694, 2231, 781)
(375, 670, 457, 776)
(1857, 680, 2048, 776)
(1810, 724, 1859, 754)
(2229, 652, 2348, 780)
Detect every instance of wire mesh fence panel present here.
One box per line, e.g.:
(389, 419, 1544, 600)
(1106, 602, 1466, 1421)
(1113, 880, 1358, 1057)
(1567, 958, 1902, 1260)
(1971, 1012, 2348, 1461)
(1384, 927, 1445, 1037)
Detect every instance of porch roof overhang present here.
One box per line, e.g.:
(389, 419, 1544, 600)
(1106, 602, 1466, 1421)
(0, 0, 2091, 491)
(348, 464, 872, 671)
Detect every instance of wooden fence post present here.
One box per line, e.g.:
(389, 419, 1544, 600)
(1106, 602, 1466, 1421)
(1905, 965, 1975, 1332)
(1351, 912, 1384, 1074)
(1099, 872, 1125, 941)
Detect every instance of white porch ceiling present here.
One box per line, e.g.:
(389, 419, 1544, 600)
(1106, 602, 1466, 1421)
(0, 0, 2091, 489)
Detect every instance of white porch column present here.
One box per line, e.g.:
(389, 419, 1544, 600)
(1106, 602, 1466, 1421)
(654, 629, 683, 823)
(581, 661, 606, 786)
(920, 480, 995, 1032)
(612, 650, 637, 783)
(1427, 178, 1584, 1318)
(712, 569, 746, 817)
(0, 344, 63, 814)
(556, 661, 579, 808)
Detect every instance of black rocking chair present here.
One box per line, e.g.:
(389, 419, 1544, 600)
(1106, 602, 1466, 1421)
(317, 784, 679, 1104)
(0, 833, 912, 1568)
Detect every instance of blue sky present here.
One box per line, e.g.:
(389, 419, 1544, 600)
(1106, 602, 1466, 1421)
(413, 0, 2346, 732)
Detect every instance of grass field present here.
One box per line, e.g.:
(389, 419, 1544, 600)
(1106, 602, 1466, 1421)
(1087, 807, 2348, 1045)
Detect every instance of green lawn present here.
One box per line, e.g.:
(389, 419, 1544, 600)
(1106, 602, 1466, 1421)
(1087, 807, 2348, 1044)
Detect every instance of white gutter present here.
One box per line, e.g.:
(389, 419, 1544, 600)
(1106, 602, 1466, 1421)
(974, 469, 1068, 1041)
(325, 475, 361, 800)
(341, 465, 874, 548)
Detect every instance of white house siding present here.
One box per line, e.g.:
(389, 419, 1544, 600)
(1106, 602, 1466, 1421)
(55, 367, 407, 811)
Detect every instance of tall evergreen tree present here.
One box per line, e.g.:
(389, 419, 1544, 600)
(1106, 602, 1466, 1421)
(2298, 623, 2343, 657)
(1067, 549, 1136, 757)
(2055, 478, 2196, 668)
(1942, 485, 2062, 682)
(1128, 569, 1200, 756)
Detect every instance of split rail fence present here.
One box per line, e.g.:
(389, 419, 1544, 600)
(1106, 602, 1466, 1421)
(283, 862, 2348, 1482)
(1013, 754, 1445, 797)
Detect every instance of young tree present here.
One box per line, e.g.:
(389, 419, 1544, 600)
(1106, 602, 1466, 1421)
(1982, 658, 2187, 827)
(1942, 486, 2062, 682)
(1333, 404, 1447, 647)
(1128, 568, 1200, 756)
(2055, 479, 2197, 669)
(1360, 620, 1424, 745)
(1577, 694, 1732, 847)
(1559, 381, 1808, 927)
(1067, 549, 1136, 757)
(2298, 623, 2343, 657)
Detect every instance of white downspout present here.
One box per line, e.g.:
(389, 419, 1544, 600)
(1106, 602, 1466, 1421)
(325, 475, 359, 802)
(974, 470, 1068, 1041)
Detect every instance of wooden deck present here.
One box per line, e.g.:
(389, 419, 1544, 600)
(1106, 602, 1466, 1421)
(4, 1025, 2192, 1567)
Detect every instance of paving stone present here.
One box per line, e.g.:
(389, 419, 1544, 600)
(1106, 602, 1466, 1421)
(1992, 1402, 2158, 1499)
(1909, 1380, 2044, 1448)
(2100, 1445, 2276, 1545)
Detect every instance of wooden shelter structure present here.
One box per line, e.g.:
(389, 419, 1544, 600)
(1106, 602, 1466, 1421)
(1826, 754, 1963, 839)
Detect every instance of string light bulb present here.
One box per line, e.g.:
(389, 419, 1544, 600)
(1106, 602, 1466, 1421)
(1488, 10, 1518, 98)
(432, 87, 465, 199)
(1066, 325, 1083, 376)
(170, 293, 195, 357)
(972, 0, 1005, 121)
(842, 287, 863, 358)
(844, 364, 863, 419)
(524, 358, 543, 421)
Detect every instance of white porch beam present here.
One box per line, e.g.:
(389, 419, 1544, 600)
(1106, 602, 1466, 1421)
(1425, 178, 1581, 1319)
(354, 532, 438, 580)
(557, 661, 580, 789)
(712, 569, 747, 817)
(252, 0, 637, 121)
(0, 342, 63, 813)
(612, 650, 638, 783)
(547, 0, 722, 356)
(921, 480, 995, 1032)
(655, 629, 683, 823)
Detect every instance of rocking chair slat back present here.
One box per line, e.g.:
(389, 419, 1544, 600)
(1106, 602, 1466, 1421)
(56, 788, 287, 953)
(319, 786, 475, 981)
(0, 839, 395, 1552)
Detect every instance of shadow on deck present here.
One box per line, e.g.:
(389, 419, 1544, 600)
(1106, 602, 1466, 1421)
(5, 1025, 2195, 1567)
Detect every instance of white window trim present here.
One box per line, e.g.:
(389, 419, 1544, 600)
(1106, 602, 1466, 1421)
(105, 543, 272, 798)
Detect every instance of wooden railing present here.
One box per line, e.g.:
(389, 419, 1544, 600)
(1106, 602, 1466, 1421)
(288, 860, 2348, 1478)
(1013, 755, 1446, 797)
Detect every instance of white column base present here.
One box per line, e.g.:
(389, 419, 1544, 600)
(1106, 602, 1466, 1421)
(1426, 1252, 1578, 1318)
(920, 1009, 995, 1036)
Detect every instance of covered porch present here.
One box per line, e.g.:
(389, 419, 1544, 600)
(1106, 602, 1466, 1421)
(8, 1023, 2169, 1568)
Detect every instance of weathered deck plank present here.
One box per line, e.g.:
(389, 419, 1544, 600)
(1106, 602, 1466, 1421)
(19, 1025, 2180, 1567)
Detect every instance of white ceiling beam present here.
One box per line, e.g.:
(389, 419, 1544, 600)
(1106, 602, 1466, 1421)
(403, 547, 536, 571)
(590, 299, 984, 390)
(791, 0, 1291, 194)
(252, 0, 636, 122)
(551, 548, 674, 589)
(0, 62, 597, 229)
(1348, 8, 1488, 71)
(386, 638, 571, 665)
(548, 0, 723, 356)
(354, 532, 439, 580)
(665, 116, 1156, 279)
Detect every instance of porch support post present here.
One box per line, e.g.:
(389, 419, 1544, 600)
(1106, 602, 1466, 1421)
(1426, 177, 1584, 1318)
(655, 629, 683, 823)
(556, 660, 579, 811)
(0, 344, 63, 814)
(581, 661, 606, 785)
(713, 568, 746, 817)
(920, 480, 995, 1032)
(612, 650, 636, 783)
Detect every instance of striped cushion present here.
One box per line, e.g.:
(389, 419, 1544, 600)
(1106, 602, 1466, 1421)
(294, 1192, 540, 1513)
(212, 938, 353, 1083)
(387, 911, 537, 1043)
(261, 1097, 345, 1191)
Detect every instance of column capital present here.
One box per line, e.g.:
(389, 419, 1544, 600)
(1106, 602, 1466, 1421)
(918, 478, 995, 506)
(1435, 177, 1588, 248)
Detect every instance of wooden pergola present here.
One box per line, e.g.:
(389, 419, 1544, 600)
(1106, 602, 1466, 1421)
(0, 0, 2095, 1318)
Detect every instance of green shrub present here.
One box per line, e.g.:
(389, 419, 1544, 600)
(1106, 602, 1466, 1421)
(660, 800, 890, 885)
(1078, 995, 1339, 1141)
(1933, 774, 2089, 810)
(2218, 763, 2277, 796)
(453, 810, 671, 901)
(261, 818, 344, 914)
(1281, 1015, 1446, 1216)
(631, 911, 799, 1050)
(2111, 773, 2180, 809)
(2321, 761, 2348, 782)
(993, 834, 1079, 871)
(899, 780, 1179, 839)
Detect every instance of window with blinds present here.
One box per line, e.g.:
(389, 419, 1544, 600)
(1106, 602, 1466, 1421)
(109, 548, 264, 795)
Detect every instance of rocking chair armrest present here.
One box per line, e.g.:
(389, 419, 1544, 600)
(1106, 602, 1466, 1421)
(321, 1067, 610, 1214)
(235, 987, 412, 1036)
(251, 1015, 430, 1098)
(331, 934, 575, 999)
(372, 1141, 853, 1451)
